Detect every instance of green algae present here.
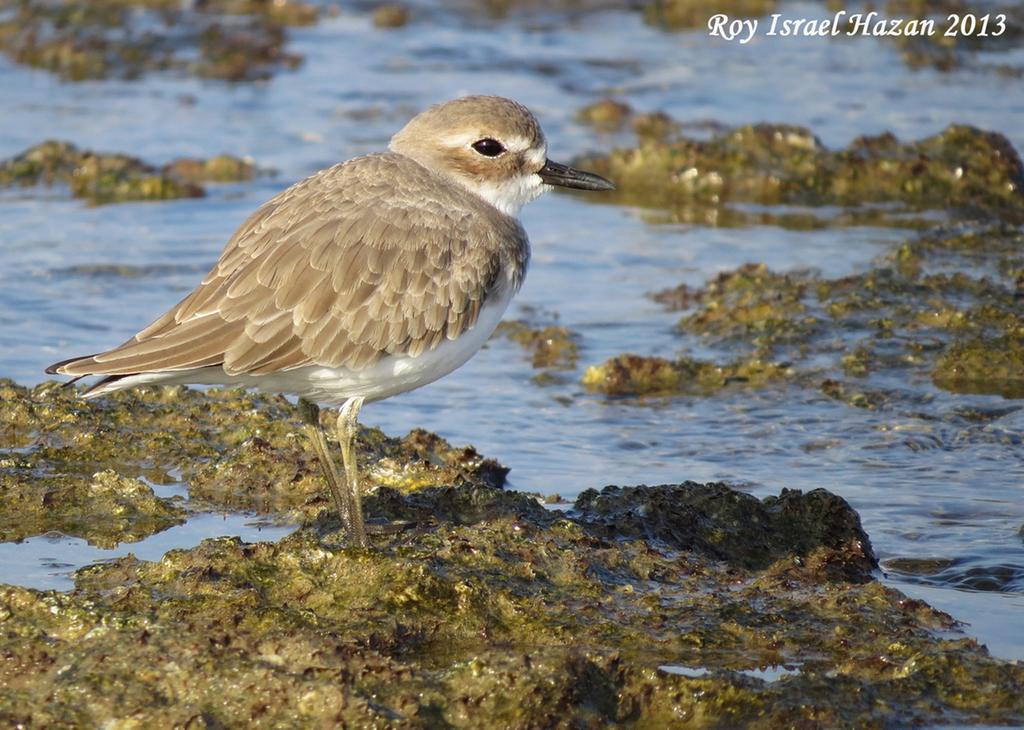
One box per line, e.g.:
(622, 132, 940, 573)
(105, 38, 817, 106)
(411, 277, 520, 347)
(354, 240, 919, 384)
(494, 319, 580, 370)
(0, 0, 314, 82)
(0, 380, 509, 543)
(0, 140, 260, 204)
(601, 221, 1024, 404)
(0, 469, 185, 548)
(2, 381, 1022, 724)
(575, 119, 1024, 225)
(1, 480, 1022, 726)
(582, 353, 790, 397)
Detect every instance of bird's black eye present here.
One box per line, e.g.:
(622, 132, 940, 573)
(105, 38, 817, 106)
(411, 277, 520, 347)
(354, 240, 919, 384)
(471, 138, 505, 157)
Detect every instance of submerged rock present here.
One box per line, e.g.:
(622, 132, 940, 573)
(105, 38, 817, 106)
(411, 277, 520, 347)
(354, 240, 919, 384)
(0, 141, 260, 204)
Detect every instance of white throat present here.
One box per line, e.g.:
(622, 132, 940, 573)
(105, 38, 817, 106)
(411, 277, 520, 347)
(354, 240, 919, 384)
(468, 173, 548, 217)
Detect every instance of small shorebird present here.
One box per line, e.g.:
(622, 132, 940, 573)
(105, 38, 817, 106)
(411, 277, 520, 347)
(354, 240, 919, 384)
(47, 95, 614, 546)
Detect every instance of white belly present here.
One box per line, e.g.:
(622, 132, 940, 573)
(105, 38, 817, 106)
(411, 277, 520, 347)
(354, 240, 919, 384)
(98, 286, 515, 406)
(280, 285, 514, 404)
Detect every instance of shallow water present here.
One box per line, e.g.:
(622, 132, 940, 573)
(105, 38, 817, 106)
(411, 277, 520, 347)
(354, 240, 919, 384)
(1, 2, 1023, 658)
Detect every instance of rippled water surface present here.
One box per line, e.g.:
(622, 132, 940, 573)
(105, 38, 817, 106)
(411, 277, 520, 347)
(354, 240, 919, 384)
(1, 1, 1023, 658)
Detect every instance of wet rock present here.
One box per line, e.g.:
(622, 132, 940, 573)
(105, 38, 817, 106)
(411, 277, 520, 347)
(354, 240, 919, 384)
(372, 5, 411, 28)
(576, 98, 633, 130)
(0, 0, 314, 82)
(574, 482, 877, 577)
(882, 0, 1024, 73)
(0, 140, 203, 204)
(494, 320, 580, 370)
(933, 335, 1024, 398)
(677, 263, 817, 349)
(820, 379, 893, 410)
(0, 141, 261, 204)
(196, 19, 303, 82)
(0, 380, 509, 538)
(577, 121, 1024, 224)
(2, 381, 1023, 724)
(649, 281, 701, 311)
(365, 483, 550, 527)
(625, 223, 1024, 409)
(0, 484, 1021, 725)
(0, 469, 185, 548)
(582, 353, 790, 396)
(163, 154, 257, 183)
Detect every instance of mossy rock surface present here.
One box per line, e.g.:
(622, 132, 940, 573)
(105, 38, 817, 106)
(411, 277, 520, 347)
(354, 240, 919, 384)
(0, 483, 1020, 726)
(0, 381, 507, 545)
(0, 0, 314, 82)
(591, 225, 1024, 404)
(0, 140, 260, 204)
(576, 121, 1024, 224)
(1, 381, 1022, 725)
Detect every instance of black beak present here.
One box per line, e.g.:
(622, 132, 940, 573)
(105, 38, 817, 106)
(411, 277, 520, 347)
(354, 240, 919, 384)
(538, 160, 615, 192)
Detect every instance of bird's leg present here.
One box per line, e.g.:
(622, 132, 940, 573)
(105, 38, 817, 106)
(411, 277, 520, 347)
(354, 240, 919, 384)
(298, 397, 351, 534)
(337, 396, 368, 548)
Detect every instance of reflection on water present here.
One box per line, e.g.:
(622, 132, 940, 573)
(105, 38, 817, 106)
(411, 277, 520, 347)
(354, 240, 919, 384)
(0, 516, 294, 592)
(0, 1, 1022, 657)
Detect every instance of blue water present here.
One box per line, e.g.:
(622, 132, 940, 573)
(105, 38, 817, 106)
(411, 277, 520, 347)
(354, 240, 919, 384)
(1, 1, 1022, 659)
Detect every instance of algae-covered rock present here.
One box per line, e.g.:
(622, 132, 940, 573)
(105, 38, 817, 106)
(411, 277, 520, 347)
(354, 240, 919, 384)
(582, 353, 790, 396)
(0, 380, 509, 541)
(0, 140, 203, 203)
(0, 0, 313, 82)
(0, 469, 185, 548)
(0, 481, 1021, 726)
(576, 120, 1024, 224)
(933, 335, 1024, 397)
(373, 4, 411, 28)
(677, 263, 816, 347)
(614, 223, 1024, 405)
(576, 98, 633, 130)
(0, 141, 262, 204)
(2, 379, 1023, 725)
(882, 0, 1024, 73)
(494, 320, 580, 370)
(574, 482, 877, 576)
(163, 154, 257, 183)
